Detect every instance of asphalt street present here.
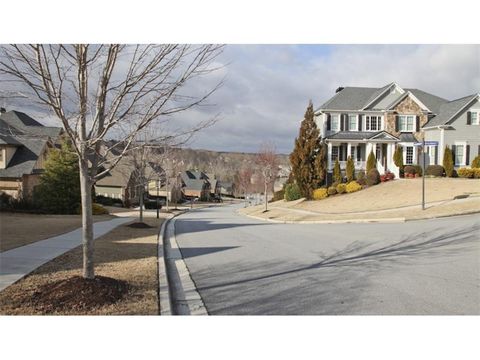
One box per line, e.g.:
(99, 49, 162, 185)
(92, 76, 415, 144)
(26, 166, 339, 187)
(174, 204, 480, 315)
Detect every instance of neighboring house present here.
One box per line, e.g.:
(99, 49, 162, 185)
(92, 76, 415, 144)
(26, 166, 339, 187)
(315, 83, 479, 179)
(0, 109, 61, 198)
(423, 94, 480, 168)
(180, 170, 211, 200)
(218, 181, 235, 197)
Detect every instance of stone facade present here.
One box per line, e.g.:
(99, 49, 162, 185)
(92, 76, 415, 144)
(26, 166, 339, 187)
(385, 95, 428, 139)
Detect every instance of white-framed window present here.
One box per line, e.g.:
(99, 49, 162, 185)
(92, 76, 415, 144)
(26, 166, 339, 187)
(365, 115, 382, 131)
(331, 114, 340, 131)
(471, 111, 479, 125)
(405, 146, 413, 165)
(455, 144, 465, 165)
(348, 114, 357, 131)
(398, 115, 415, 132)
(331, 146, 339, 161)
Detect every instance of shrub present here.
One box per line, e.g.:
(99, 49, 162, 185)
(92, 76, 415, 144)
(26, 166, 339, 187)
(331, 181, 340, 188)
(95, 195, 124, 207)
(272, 189, 285, 201)
(346, 156, 355, 182)
(333, 159, 342, 184)
(336, 183, 346, 194)
(357, 169, 366, 185)
(414, 165, 423, 177)
(284, 183, 302, 201)
(457, 168, 475, 178)
(393, 146, 404, 168)
(312, 188, 328, 200)
(385, 171, 395, 180)
(472, 155, 480, 168)
(366, 168, 380, 186)
(426, 165, 445, 177)
(366, 150, 376, 173)
(404, 165, 416, 175)
(77, 203, 109, 215)
(327, 186, 337, 195)
(346, 181, 362, 193)
(474, 168, 480, 179)
(443, 146, 454, 177)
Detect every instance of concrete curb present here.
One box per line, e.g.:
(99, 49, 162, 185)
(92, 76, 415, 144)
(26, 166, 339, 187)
(158, 210, 208, 315)
(157, 215, 173, 316)
(242, 213, 406, 224)
(404, 209, 480, 222)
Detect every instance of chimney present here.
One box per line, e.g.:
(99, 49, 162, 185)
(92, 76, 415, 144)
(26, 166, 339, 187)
(0, 107, 6, 114)
(335, 87, 344, 93)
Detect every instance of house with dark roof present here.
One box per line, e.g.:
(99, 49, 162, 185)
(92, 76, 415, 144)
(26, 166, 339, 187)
(0, 109, 62, 198)
(423, 94, 480, 168)
(315, 83, 480, 178)
(180, 170, 211, 200)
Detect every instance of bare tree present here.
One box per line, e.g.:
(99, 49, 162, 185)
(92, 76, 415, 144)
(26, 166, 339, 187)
(255, 142, 279, 212)
(0, 44, 223, 279)
(235, 165, 254, 207)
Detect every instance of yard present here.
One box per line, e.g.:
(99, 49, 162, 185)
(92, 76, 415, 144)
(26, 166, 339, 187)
(0, 212, 114, 252)
(240, 178, 480, 222)
(0, 217, 163, 315)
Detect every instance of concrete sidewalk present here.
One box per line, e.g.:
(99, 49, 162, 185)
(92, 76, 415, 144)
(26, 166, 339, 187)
(0, 217, 132, 291)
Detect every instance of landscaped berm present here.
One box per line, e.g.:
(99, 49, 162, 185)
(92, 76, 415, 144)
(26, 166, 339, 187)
(240, 178, 480, 222)
(0, 217, 163, 315)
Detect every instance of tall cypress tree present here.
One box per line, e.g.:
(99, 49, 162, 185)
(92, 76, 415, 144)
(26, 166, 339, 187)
(290, 101, 326, 199)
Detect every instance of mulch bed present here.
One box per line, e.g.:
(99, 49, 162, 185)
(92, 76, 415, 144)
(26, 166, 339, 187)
(127, 222, 153, 228)
(17, 276, 129, 314)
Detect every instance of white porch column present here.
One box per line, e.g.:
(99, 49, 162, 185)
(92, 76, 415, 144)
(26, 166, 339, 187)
(327, 142, 333, 170)
(366, 142, 373, 158)
(347, 143, 352, 159)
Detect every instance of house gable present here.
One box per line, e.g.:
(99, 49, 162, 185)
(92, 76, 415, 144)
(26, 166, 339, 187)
(385, 95, 428, 139)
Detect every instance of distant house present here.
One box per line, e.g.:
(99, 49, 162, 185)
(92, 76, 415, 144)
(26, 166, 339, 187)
(0, 109, 62, 198)
(181, 170, 211, 200)
(218, 181, 235, 197)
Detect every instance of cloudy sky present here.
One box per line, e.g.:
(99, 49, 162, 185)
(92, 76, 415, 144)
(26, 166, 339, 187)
(3, 44, 479, 154)
(182, 44, 479, 154)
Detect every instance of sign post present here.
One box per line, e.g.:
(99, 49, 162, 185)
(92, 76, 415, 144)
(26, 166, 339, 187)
(414, 140, 438, 210)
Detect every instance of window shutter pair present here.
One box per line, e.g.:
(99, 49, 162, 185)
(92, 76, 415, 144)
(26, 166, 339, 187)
(466, 112, 471, 125)
(451, 145, 456, 165)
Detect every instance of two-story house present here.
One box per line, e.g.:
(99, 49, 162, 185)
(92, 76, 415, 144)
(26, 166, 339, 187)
(315, 82, 479, 179)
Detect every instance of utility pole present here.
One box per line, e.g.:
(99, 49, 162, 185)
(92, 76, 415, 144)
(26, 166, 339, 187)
(166, 175, 169, 212)
(156, 179, 160, 219)
(422, 137, 426, 210)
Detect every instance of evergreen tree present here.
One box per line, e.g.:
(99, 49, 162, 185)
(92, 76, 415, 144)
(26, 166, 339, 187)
(35, 141, 81, 214)
(346, 156, 355, 182)
(443, 145, 454, 177)
(366, 150, 377, 173)
(333, 159, 342, 184)
(393, 145, 404, 168)
(289, 101, 326, 199)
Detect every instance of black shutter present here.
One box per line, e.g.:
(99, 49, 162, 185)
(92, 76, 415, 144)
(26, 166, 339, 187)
(345, 115, 349, 131)
(340, 114, 345, 131)
(395, 116, 399, 132)
(339, 145, 344, 161)
(326, 114, 331, 131)
(357, 146, 361, 161)
(478, 145, 480, 156)
(358, 115, 362, 131)
(451, 145, 456, 165)
(466, 145, 470, 165)
(434, 147, 438, 165)
(466, 112, 471, 125)
(416, 116, 420, 132)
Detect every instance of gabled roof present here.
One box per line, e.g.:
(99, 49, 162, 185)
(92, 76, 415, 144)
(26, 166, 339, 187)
(399, 133, 419, 143)
(0, 134, 22, 146)
(404, 89, 448, 114)
(325, 130, 399, 141)
(423, 94, 479, 128)
(183, 178, 208, 191)
(0, 136, 49, 178)
(0, 110, 62, 139)
(362, 83, 399, 110)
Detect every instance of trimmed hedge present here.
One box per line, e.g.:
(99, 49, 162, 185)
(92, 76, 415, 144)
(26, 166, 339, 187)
(457, 168, 477, 178)
(327, 186, 337, 195)
(357, 170, 366, 185)
(426, 165, 445, 177)
(346, 181, 362, 193)
(414, 165, 423, 177)
(284, 183, 302, 201)
(336, 183, 346, 194)
(272, 189, 285, 201)
(312, 188, 328, 200)
(366, 168, 380, 186)
(77, 203, 109, 215)
(404, 165, 416, 175)
(472, 155, 480, 168)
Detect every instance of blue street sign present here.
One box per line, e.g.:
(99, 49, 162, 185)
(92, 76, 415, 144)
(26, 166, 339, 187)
(424, 141, 439, 146)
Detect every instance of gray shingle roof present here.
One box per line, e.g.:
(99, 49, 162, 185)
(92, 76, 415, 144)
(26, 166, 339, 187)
(0, 110, 62, 139)
(0, 136, 49, 178)
(318, 87, 380, 110)
(424, 94, 478, 127)
(0, 134, 22, 146)
(326, 131, 399, 141)
(405, 89, 448, 114)
(399, 133, 419, 143)
(183, 178, 207, 191)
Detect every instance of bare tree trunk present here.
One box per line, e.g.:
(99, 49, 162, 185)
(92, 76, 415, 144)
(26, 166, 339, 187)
(139, 185, 144, 222)
(79, 162, 94, 279)
(264, 180, 268, 212)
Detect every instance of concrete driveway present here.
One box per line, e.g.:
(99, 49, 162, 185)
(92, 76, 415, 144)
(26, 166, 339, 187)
(174, 204, 480, 315)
